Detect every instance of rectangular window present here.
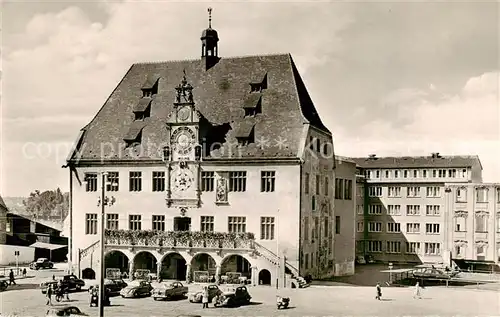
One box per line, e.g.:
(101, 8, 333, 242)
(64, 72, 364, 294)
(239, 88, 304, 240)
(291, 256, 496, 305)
(426, 186, 441, 197)
(200, 216, 214, 232)
(228, 216, 246, 233)
(152, 215, 165, 231)
(413, 170, 418, 178)
(129, 171, 142, 192)
(404, 170, 409, 178)
(229, 171, 247, 192)
(368, 186, 382, 197)
(315, 175, 320, 195)
(394, 170, 400, 178)
(407, 223, 420, 234)
(152, 171, 165, 192)
(388, 186, 401, 197)
(324, 177, 329, 196)
(422, 170, 427, 178)
(344, 179, 353, 200)
(201, 171, 215, 192)
(304, 217, 309, 241)
(85, 173, 98, 192)
(260, 217, 275, 240)
(375, 170, 380, 178)
(406, 242, 420, 254)
(455, 245, 464, 257)
(106, 172, 119, 192)
(304, 254, 309, 269)
(367, 241, 383, 252)
(387, 222, 401, 233)
(456, 187, 467, 202)
(324, 217, 329, 238)
(357, 221, 364, 232)
(455, 217, 466, 232)
(406, 205, 421, 216)
(432, 170, 437, 178)
(106, 214, 118, 230)
(261, 171, 276, 192)
(425, 205, 440, 216)
(305, 173, 309, 194)
(85, 213, 97, 235)
(368, 222, 382, 232)
(386, 241, 401, 253)
(475, 215, 487, 232)
(425, 242, 441, 255)
(364, 170, 371, 179)
(497, 188, 500, 203)
(335, 178, 343, 199)
(385, 170, 390, 178)
(314, 217, 319, 238)
(425, 223, 440, 234)
(357, 205, 364, 215)
(387, 205, 401, 215)
(476, 188, 488, 203)
(356, 240, 364, 253)
(368, 205, 382, 215)
(407, 186, 421, 198)
(335, 216, 340, 234)
(129, 215, 141, 230)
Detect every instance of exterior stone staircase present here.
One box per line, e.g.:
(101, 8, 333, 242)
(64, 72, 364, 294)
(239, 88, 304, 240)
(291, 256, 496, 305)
(253, 242, 309, 288)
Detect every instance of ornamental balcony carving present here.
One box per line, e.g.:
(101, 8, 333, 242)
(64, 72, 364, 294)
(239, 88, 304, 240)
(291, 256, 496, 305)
(104, 229, 255, 250)
(454, 210, 468, 218)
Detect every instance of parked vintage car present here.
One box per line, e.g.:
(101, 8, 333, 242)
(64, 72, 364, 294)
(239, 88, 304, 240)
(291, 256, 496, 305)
(412, 268, 458, 280)
(188, 284, 222, 303)
(214, 286, 251, 307)
(30, 258, 54, 270)
(119, 280, 152, 298)
(40, 280, 59, 294)
(152, 281, 188, 300)
(46, 306, 88, 317)
(61, 274, 85, 291)
(88, 279, 127, 297)
(0, 280, 8, 292)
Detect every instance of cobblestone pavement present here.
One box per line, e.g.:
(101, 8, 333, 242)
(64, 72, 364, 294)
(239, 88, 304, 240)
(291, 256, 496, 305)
(2, 280, 499, 317)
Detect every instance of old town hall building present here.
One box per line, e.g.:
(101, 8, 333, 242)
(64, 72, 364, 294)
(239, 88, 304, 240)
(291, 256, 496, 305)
(66, 11, 337, 287)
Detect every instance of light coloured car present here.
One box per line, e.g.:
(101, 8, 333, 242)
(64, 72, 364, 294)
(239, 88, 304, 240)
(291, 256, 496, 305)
(188, 284, 222, 303)
(46, 306, 87, 317)
(119, 280, 152, 298)
(152, 281, 188, 300)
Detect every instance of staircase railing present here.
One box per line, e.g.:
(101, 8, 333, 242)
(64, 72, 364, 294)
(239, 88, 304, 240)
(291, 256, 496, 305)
(79, 240, 99, 261)
(253, 241, 300, 278)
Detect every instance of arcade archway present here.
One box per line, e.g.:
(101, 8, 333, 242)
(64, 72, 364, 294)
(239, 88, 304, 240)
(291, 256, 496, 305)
(133, 251, 157, 278)
(191, 253, 216, 283)
(160, 252, 187, 281)
(105, 250, 129, 275)
(221, 254, 251, 284)
(258, 269, 271, 285)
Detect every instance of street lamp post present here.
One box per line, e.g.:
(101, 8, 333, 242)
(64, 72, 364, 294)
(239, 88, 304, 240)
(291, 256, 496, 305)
(94, 172, 116, 317)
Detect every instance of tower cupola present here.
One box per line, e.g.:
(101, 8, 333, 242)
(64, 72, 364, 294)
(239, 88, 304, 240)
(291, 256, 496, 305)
(201, 7, 219, 70)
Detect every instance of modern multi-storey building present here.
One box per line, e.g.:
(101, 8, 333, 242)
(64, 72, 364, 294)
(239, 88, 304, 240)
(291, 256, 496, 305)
(445, 183, 500, 269)
(65, 11, 338, 286)
(351, 153, 482, 265)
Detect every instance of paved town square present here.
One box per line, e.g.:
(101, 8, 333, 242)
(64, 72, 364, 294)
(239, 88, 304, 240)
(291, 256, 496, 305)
(1, 271, 499, 317)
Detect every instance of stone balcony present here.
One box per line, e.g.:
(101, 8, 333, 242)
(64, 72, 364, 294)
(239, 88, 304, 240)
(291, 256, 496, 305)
(104, 229, 255, 250)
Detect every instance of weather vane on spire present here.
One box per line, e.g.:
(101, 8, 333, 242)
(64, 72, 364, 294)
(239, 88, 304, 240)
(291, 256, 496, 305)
(208, 7, 212, 28)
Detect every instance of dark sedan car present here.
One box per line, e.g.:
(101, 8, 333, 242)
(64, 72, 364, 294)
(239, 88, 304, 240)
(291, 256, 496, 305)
(214, 286, 251, 307)
(88, 279, 127, 297)
(61, 275, 85, 291)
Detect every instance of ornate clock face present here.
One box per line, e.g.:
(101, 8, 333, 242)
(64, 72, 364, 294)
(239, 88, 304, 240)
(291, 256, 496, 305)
(173, 169, 194, 191)
(177, 106, 190, 121)
(171, 127, 196, 155)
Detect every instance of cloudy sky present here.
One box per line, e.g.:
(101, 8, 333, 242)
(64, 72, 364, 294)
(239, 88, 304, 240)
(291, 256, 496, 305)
(1, 0, 499, 196)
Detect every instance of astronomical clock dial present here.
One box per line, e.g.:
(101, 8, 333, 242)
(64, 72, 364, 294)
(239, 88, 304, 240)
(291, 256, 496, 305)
(171, 126, 196, 155)
(177, 106, 191, 122)
(173, 168, 194, 191)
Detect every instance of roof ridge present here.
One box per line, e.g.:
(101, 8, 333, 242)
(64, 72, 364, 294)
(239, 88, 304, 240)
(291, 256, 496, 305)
(133, 53, 291, 65)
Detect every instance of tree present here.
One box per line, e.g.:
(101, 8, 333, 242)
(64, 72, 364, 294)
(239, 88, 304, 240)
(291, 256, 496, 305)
(22, 188, 69, 221)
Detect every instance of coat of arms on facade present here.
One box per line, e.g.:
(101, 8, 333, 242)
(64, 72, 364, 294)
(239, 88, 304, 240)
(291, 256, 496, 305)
(216, 177, 228, 204)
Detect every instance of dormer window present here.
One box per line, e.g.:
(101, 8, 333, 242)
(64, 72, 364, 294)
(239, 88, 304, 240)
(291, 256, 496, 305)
(235, 123, 255, 146)
(243, 94, 262, 117)
(249, 73, 268, 92)
(124, 122, 146, 147)
(133, 98, 152, 120)
(141, 76, 159, 97)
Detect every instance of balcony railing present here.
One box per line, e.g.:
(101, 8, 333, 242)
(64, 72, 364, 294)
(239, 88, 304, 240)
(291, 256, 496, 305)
(104, 229, 255, 249)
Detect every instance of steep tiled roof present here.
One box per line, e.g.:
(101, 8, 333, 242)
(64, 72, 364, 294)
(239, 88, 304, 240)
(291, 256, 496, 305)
(68, 54, 330, 163)
(133, 98, 152, 112)
(350, 155, 482, 169)
(0, 195, 7, 211)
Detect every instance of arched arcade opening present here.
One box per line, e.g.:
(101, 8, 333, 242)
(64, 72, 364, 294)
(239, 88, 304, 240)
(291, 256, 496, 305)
(258, 269, 271, 285)
(160, 252, 187, 281)
(191, 253, 216, 283)
(133, 251, 157, 279)
(221, 254, 251, 284)
(105, 250, 129, 276)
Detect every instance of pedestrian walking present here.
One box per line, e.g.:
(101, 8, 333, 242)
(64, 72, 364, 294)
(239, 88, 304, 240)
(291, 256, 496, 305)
(375, 282, 382, 300)
(8, 269, 16, 285)
(22, 268, 27, 277)
(46, 284, 53, 305)
(413, 282, 422, 299)
(202, 286, 209, 308)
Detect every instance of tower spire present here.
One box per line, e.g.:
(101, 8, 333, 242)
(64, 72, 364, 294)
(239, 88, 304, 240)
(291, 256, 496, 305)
(208, 7, 212, 28)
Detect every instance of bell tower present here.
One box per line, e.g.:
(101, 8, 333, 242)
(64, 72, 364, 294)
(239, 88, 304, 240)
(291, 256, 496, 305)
(201, 7, 219, 70)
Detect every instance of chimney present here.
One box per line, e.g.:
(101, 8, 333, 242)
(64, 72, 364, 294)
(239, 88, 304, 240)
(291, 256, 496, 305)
(431, 152, 441, 158)
(368, 154, 377, 160)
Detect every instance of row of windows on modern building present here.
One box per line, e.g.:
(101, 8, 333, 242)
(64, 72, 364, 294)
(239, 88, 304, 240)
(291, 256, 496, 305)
(84, 171, 276, 193)
(368, 186, 498, 203)
(364, 168, 468, 180)
(85, 214, 276, 240)
(360, 204, 444, 216)
(358, 241, 443, 255)
(358, 216, 496, 233)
